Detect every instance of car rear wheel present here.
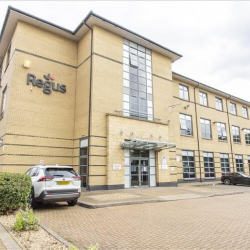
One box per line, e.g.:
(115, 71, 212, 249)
(224, 179, 231, 185)
(29, 189, 39, 209)
(68, 199, 78, 206)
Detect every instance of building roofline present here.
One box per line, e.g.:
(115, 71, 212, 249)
(173, 71, 250, 106)
(0, 6, 182, 62)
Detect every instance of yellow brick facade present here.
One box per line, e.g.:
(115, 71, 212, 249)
(1, 9, 250, 190)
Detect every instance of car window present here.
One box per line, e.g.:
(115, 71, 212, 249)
(45, 168, 77, 178)
(29, 167, 38, 177)
(25, 168, 31, 175)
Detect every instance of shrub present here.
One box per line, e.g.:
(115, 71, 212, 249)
(69, 246, 79, 250)
(87, 244, 99, 250)
(0, 172, 32, 213)
(13, 207, 39, 231)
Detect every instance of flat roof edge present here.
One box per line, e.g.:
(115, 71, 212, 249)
(173, 71, 250, 106)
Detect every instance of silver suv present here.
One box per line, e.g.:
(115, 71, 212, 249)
(26, 165, 81, 208)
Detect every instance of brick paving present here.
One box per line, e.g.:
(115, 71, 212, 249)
(36, 190, 250, 249)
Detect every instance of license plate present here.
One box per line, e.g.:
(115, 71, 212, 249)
(57, 181, 70, 185)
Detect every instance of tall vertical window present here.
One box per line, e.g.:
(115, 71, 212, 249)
(217, 122, 227, 141)
(79, 138, 88, 188)
(179, 114, 193, 136)
(0, 64, 2, 87)
(179, 84, 189, 101)
(203, 152, 215, 178)
(215, 97, 223, 111)
(200, 118, 211, 139)
(230, 102, 237, 115)
(182, 151, 195, 179)
(232, 126, 241, 143)
(1, 86, 7, 117)
(123, 39, 153, 120)
(235, 155, 244, 172)
(6, 44, 11, 70)
(242, 106, 248, 118)
(244, 129, 250, 145)
(248, 156, 250, 173)
(199, 92, 208, 106)
(220, 154, 230, 175)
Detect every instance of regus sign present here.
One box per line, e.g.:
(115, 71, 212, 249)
(27, 73, 66, 95)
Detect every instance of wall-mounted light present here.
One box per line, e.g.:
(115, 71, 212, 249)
(184, 105, 190, 109)
(213, 121, 218, 124)
(23, 60, 31, 68)
(241, 128, 246, 131)
(0, 138, 3, 147)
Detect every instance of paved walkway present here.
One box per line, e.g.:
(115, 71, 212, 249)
(0, 222, 21, 250)
(77, 182, 248, 208)
(36, 190, 250, 250)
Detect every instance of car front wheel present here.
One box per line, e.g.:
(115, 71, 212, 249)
(224, 179, 231, 185)
(68, 200, 78, 206)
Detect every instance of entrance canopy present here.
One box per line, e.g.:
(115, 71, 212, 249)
(121, 139, 176, 151)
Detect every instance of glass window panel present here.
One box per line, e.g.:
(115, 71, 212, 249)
(138, 77, 146, 85)
(139, 84, 146, 92)
(146, 60, 151, 66)
(123, 94, 129, 102)
(130, 67, 137, 75)
(131, 103, 138, 111)
(123, 72, 129, 80)
(130, 47, 137, 55)
(123, 102, 129, 110)
(146, 66, 151, 73)
(123, 44, 129, 51)
(139, 57, 145, 64)
(138, 45, 146, 52)
(140, 105, 147, 113)
(130, 81, 138, 90)
(147, 80, 152, 87)
(138, 70, 146, 78)
(123, 79, 129, 87)
(130, 89, 138, 96)
(138, 63, 146, 70)
(148, 107, 153, 115)
(147, 93, 152, 100)
(147, 73, 152, 80)
(123, 51, 129, 58)
(123, 39, 129, 45)
(140, 92, 147, 99)
(130, 41, 137, 48)
(80, 148, 87, 156)
(123, 64, 129, 72)
(130, 74, 137, 82)
(138, 51, 145, 58)
(146, 48, 151, 55)
(146, 54, 151, 60)
(131, 96, 138, 104)
(147, 87, 152, 94)
(123, 57, 129, 65)
(123, 87, 129, 94)
(147, 100, 152, 107)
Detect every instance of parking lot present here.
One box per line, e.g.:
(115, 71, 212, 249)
(35, 184, 250, 249)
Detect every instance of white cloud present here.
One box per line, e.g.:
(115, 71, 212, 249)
(0, 1, 250, 101)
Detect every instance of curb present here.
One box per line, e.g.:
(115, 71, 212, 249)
(39, 222, 72, 248)
(77, 191, 244, 209)
(0, 221, 24, 250)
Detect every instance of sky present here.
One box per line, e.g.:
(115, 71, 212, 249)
(0, 1, 250, 101)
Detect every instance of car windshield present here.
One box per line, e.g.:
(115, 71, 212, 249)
(45, 168, 77, 178)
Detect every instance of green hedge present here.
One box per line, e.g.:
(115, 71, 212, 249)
(0, 172, 32, 213)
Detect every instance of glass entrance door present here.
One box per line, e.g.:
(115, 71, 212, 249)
(131, 159, 149, 187)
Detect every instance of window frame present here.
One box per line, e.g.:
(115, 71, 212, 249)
(79, 138, 88, 188)
(220, 153, 230, 175)
(179, 84, 189, 101)
(216, 122, 227, 141)
(230, 102, 237, 115)
(232, 125, 241, 143)
(199, 91, 208, 106)
(203, 152, 215, 178)
(215, 97, 223, 111)
(179, 113, 193, 136)
(182, 150, 196, 179)
(242, 106, 248, 119)
(200, 118, 212, 139)
(5, 44, 11, 71)
(1, 85, 7, 117)
(244, 129, 250, 145)
(235, 154, 244, 173)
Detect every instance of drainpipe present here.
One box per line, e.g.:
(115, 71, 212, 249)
(194, 82, 202, 182)
(85, 23, 93, 190)
(226, 95, 235, 172)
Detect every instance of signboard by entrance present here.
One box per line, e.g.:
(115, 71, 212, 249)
(113, 164, 121, 170)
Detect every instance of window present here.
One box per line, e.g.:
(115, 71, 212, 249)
(220, 154, 230, 175)
(200, 118, 211, 139)
(248, 156, 250, 173)
(203, 152, 215, 178)
(179, 84, 189, 101)
(1, 86, 7, 117)
(179, 114, 193, 136)
(0, 64, 2, 87)
(217, 122, 227, 141)
(232, 126, 241, 143)
(242, 106, 248, 118)
(245, 129, 250, 145)
(230, 102, 237, 115)
(235, 155, 244, 172)
(5, 45, 11, 70)
(215, 97, 223, 111)
(199, 92, 208, 106)
(123, 39, 153, 120)
(79, 138, 88, 188)
(182, 151, 195, 179)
